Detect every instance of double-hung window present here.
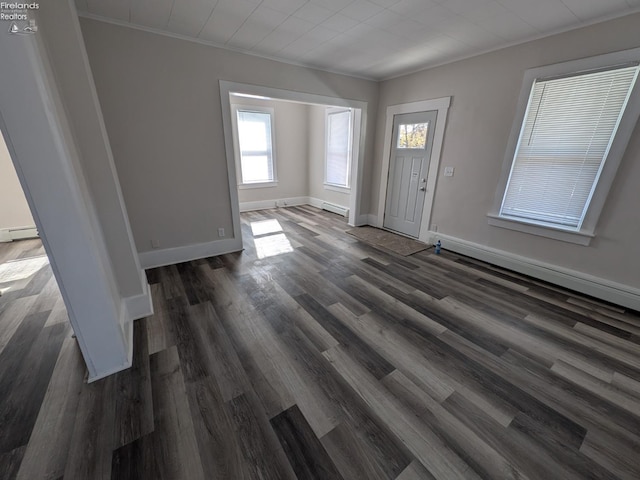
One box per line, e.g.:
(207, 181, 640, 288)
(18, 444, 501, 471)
(325, 108, 352, 190)
(233, 106, 276, 187)
(491, 49, 640, 245)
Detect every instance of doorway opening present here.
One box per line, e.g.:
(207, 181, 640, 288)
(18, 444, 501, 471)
(0, 126, 70, 320)
(0, 128, 76, 449)
(219, 81, 367, 248)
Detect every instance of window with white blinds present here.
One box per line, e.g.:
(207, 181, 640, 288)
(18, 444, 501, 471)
(500, 64, 639, 229)
(236, 109, 275, 184)
(325, 109, 352, 188)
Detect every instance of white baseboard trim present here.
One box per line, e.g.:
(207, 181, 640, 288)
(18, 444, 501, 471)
(274, 196, 309, 208)
(98, 284, 153, 384)
(87, 359, 131, 383)
(355, 214, 377, 226)
(87, 319, 133, 383)
(363, 214, 378, 226)
(121, 279, 154, 323)
(138, 238, 243, 269)
(355, 214, 368, 226)
(124, 317, 134, 374)
(240, 196, 308, 212)
(241, 196, 353, 220)
(430, 232, 640, 311)
(351, 214, 381, 227)
(0, 226, 38, 242)
(99, 274, 154, 383)
(307, 197, 323, 209)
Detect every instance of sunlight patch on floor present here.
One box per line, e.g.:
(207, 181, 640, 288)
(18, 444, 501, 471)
(0, 255, 49, 284)
(254, 233, 293, 259)
(250, 219, 283, 237)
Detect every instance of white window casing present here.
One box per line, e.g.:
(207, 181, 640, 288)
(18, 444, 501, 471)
(490, 48, 640, 245)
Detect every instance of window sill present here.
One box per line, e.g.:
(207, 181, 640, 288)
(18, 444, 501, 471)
(238, 182, 278, 190)
(487, 214, 594, 246)
(324, 183, 350, 193)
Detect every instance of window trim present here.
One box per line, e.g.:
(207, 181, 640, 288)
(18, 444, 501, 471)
(323, 183, 351, 193)
(231, 104, 277, 188)
(324, 107, 352, 190)
(489, 48, 640, 245)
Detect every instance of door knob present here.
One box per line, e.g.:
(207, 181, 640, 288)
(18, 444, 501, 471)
(419, 186, 426, 191)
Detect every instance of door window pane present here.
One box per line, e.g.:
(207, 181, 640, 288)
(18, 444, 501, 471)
(397, 123, 429, 149)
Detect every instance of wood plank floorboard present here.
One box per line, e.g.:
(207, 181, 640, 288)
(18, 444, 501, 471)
(16, 336, 84, 480)
(0, 318, 66, 454)
(113, 321, 154, 449)
(270, 405, 344, 480)
(1, 207, 640, 479)
(226, 392, 298, 480)
(320, 421, 391, 480)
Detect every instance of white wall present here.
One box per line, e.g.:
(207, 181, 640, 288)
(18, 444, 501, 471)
(38, 0, 146, 300)
(0, 132, 34, 231)
(80, 18, 378, 255)
(375, 13, 640, 289)
(231, 97, 309, 205)
(308, 105, 351, 208)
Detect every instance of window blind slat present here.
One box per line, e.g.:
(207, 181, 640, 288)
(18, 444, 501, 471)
(501, 65, 639, 228)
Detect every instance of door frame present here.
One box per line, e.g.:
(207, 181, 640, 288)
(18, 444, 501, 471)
(376, 97, 451, 243)
(219, 80, 368, 247)
(383, 110, 437, 238)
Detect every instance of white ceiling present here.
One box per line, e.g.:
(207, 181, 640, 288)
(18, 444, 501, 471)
(75, 0, 640, 79)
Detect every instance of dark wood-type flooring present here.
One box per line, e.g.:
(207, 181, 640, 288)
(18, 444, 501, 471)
(1, 206, 640, 479)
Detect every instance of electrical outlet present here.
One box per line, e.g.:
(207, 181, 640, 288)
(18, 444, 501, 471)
(151, 239, 160, 249)
(444, 166, 455, 177)
(218, 228, 225, 238)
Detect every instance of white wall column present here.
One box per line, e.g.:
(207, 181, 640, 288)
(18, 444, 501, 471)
(0, 25, 131, 381)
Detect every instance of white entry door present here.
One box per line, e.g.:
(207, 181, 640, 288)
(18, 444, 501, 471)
(383, 111, 437, 237)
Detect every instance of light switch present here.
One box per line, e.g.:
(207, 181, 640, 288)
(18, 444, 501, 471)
(444, 167, 455, 177)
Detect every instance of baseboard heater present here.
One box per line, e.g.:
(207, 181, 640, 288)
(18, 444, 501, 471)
(321, 202, 349, 217)
(0, 226, 39, 242)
